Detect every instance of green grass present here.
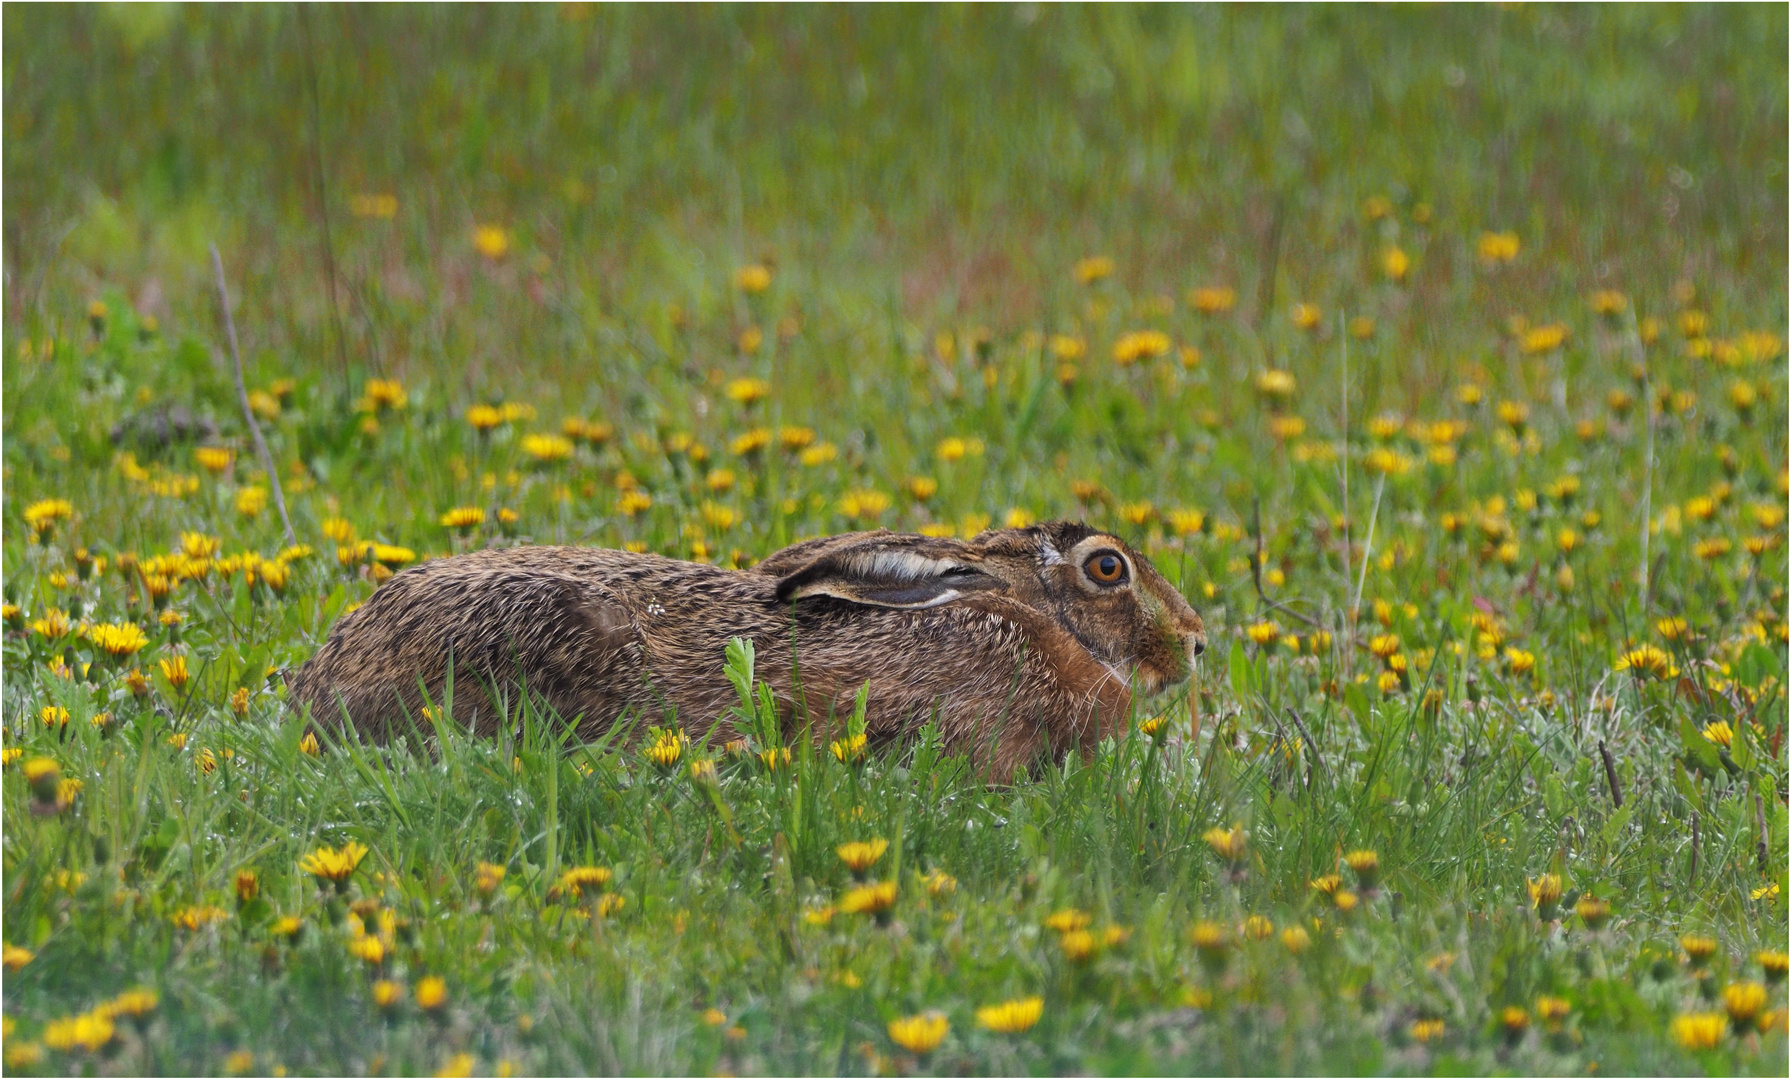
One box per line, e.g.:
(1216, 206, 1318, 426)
(2, 5, 1787, 1075)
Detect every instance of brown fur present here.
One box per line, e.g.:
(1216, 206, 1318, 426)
(288, 522, 1206, 779)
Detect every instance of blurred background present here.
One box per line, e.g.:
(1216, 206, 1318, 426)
(5, 4, 1784, 408)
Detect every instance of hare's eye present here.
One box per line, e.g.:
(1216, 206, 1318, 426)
(1084, 551, 1127, 585)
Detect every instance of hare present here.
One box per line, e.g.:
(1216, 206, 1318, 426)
(289, 521, 1206, 779)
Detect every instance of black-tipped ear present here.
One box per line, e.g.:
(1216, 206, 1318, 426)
(774, 544, 1004, 609)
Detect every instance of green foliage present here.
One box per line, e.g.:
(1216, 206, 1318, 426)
(2, 5, 1788, 1076)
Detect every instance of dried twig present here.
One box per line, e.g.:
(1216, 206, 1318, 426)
(1598, 739, 1624, 809)
(1756, 791, 1770, 875)
(211, 245, 297, 549)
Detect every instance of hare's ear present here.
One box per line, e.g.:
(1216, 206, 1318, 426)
(774, 543, 1004, 609)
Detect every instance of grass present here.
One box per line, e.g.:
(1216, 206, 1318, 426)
(2, 4, 1787, 1075)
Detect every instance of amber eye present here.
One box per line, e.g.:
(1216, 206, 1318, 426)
(1084, 551, 1127, 585)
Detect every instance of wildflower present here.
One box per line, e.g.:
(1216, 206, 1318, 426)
(521, 434, 574, 463)
(1245, 621, 1281, 648)
(1499, 1005, 1529, 1039)
(372, 979, 404, 1010)
(1575, 895, 1610, 930)
(729, 428, 772, 457)
(440, 506, 485, 532)
(759, 746, 791, 771)
(1693, 537, 1732, 560)
(1681, 934, 1719, 968)
(42, 1012, 115, 1053)
(3, 943, 35, 970)
(473, 225, 509, 260)
(1255, 369, 1297, 400)
(195, 446, 235, 474)
(1004, 508, 1035, 529)
(1112, 330, 1171, 365)
(1191, 920, 1231, 973)
(724, 378, 771, 406)
(1058, 928, 1096, 962)
(1138, 715, 1167, 738)
(415, 975, 448, 1012)
(230, 687, 251, 717)
(270, 916, 303, 940)
(837, 839, 889, 877)
(644, 729, 685, 769)
(1527, 874, 1564, 918)
(976, 996, 1042, 1034)
(299, 841, 370, 887)
(173, 905, 229, 931)
(1700, 721, 1733, 748)
(299, 731, 321, 756)
(30, 608, 71, 639)
(235, 869, 260, 904)
(1167, 508, 1205, 535)
(1504, 648, 1536, 677)
(617, 490, 653, 516)
(24, 498, 74, 536)
(1522, 324, 1568, 353)
(1119, 500, 1154, 525)
(1615, 643, 1677, 680)
(1478, 231, 1520, 262)
(5, 1043, 44, 1069)
(235, 486, 268, 518)
(1281, 926, 1312, 954)
(924, 870, 967, 895)
(1380, 247, 1410, 281)
(1242, 915, 1274, 941)
(1409, 1018, 1445, 1043)
(39, 706, 70, 729)
(1310, 873, 1342, 896)
(1723, 982, 1766, 1031)
(1044, 908, 1092, 934)
(1590, 289, 1628, 315)
(1332, 889, 1360, 913)
(734, 264, 773, 293)
(1202, 826, 1248, 866)
(1670, 1012, 1725, 1051)
(350, 935, 386, 965)
(1290, 303, 1321, 331)
(552, 868, 614, 902)
(839, 880, 898, 918)
(887, 1011, 949, 1054)
(830, 733, 867, 763)
(1073, 255, 1114, 284)
(1189, 286, 1236, 313)
(1343, 850, 1380, 891)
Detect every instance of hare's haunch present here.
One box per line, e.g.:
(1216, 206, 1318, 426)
(289, 521, 1206, 778)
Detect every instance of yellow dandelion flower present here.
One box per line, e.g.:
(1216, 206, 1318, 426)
(724, 377, 771, 404)
(1281, 926, 1312, 954)
(888, 1010, 950, 1054)
(299, 841, 370, 885)
(1477, 231, 1520, 263)
(521, 433, 575, 463)
(734, 264, 773, 293)
(1112, 330, 1171, 365)
(1044, 908, 1092, 934)
(1073, 255, 1114, 284)
(830, 732, 868, 763)
(415, 975, 448, 1011)
(1670, 1012, 1726, 1051)
(839, 880, 898, 917)
(836, 839, 889, 875)
(473, 225, 510, 260)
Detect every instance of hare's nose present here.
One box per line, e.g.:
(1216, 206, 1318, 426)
(1189, 633, 1206, 658)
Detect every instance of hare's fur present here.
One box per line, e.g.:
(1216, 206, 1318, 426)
(290, 522, 1205, 778)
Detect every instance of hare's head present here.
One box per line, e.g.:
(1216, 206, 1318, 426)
(768, 522, 1206, 694)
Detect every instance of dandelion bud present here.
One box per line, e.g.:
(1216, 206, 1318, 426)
(1575, 895, 1610, 931)
(235, 869, 260, 905)
(23, 757, 61, 806)
(1343, 850, 1380, 892)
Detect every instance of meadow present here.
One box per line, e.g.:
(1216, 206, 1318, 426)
(2, 5, 1787, 1075)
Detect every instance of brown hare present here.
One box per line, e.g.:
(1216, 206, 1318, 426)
(289, 521, 1206, 779)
